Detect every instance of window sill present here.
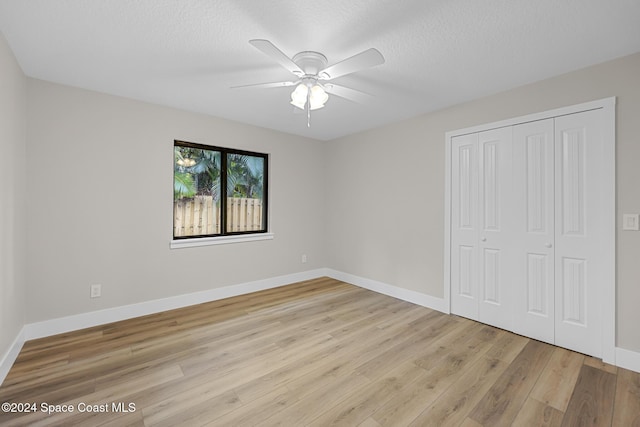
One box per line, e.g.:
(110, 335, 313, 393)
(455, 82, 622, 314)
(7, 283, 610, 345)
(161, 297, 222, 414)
(170, 233, 274, 249)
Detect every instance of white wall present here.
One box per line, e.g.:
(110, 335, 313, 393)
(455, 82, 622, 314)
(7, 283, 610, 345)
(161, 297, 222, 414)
(325, 52, 640, 353)
(0, 33, 27, 361)
(25, 79, 326, 322)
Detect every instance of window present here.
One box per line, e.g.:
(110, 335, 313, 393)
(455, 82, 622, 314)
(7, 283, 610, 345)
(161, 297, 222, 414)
(173, 140, 268, 240)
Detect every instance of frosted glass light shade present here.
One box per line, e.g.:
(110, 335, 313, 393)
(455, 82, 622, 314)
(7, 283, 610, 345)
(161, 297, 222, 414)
(290, 84, 308, 109)
(309, 84, 328, 110)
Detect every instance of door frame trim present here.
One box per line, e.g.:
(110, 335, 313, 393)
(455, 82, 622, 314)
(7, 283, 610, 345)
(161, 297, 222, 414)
(444, 97, 616, 364)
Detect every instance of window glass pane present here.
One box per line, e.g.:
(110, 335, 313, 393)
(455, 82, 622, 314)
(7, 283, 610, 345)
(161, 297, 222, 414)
(174, 146, 221, 237)
(226, 153, 266, 233)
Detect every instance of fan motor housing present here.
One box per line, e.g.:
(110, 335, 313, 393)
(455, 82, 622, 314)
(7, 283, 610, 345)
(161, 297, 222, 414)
(292, 51, 328, 76)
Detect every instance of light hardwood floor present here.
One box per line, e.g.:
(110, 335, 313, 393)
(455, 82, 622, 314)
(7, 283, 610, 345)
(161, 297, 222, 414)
(1, 277, 639, 426)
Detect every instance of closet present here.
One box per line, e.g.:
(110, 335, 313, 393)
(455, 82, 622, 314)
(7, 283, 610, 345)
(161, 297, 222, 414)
(446, 100, 615, 359)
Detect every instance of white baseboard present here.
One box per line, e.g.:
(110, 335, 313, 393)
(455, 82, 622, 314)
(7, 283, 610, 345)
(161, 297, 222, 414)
(326, 269, 448, 313)
(0, 327, 26, 386)
(24, 268, 328, 341)
(616, 347, 640, 373)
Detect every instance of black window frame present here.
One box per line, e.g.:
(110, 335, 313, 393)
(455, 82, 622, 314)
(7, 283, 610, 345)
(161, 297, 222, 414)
(173, 140, 269, 239)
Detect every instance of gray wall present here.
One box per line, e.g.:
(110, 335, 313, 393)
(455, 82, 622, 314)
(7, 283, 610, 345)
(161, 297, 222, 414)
(25, 79, 327, 322)
(0, 33, 27, 359)
(325, 52, 640, 353)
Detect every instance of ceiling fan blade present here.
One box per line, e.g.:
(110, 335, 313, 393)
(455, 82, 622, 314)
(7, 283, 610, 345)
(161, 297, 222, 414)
(319, 48, 384, 80)
(249, 39, 304, 76)
(231, 81, 298, 89)
(324, 84, 375, 104)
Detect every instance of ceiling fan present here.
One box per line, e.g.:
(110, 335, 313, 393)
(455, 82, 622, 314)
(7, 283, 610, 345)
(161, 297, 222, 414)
(233, 39, 385, 126)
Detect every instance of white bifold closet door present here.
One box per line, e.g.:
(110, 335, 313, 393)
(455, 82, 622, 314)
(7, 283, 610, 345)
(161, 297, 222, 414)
(451, 108, 606, 358)
(450, 132, 480, 321)
(512, 119, 556, 344)
(553, 110, 605, 357)
(450, 127, 514, 331)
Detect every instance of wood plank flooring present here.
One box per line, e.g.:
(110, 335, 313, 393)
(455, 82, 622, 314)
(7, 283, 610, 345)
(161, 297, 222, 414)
(1, 277, 638, 426)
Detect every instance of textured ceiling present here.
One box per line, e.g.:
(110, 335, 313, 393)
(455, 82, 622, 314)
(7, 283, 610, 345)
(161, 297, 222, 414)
(1, 0, 639, 141)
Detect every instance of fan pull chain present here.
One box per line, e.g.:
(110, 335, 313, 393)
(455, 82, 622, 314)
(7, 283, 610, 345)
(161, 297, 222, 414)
(307, 88, 311, 127)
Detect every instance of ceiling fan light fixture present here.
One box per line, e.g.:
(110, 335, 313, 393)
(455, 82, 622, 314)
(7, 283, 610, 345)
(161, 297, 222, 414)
(242, 40, 385, 125)
(290, 83, 308, 109)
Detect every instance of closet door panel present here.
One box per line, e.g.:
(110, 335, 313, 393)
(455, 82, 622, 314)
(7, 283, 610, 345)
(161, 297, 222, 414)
(554, 109, 604, 357)
(477, 127, 513, 330)
(512, 119, 555, 344)
(450, 133, 479, 320)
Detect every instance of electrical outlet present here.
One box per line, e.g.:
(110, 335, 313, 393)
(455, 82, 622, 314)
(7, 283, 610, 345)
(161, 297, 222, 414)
(301, 254, 307, 263)
(623, 214, 640, 231)
(90, 284, 102, 298)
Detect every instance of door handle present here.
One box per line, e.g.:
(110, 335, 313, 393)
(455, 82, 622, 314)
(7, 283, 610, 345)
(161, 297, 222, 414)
(481, 237, 487, 242)
(545, 243, 553, 248)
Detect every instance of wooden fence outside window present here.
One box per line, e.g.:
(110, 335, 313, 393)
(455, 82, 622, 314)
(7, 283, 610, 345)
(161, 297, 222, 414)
(173, 196, 263, 237)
